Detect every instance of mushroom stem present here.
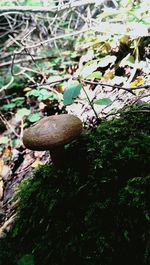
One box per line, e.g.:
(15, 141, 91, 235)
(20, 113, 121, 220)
(50, 146, 66, 168)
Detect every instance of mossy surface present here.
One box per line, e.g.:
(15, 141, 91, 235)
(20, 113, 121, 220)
(0, 104, 150, 265)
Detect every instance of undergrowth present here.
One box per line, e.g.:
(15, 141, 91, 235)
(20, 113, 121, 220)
(0, 104, 150, 265)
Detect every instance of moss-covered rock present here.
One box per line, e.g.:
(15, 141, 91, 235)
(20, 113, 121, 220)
(0, 104, 150, 265)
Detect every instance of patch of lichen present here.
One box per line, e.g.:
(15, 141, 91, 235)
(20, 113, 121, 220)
(0, 104, 150, 265)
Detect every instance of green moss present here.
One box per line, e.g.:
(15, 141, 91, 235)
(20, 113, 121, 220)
(0, 104, 150, 265)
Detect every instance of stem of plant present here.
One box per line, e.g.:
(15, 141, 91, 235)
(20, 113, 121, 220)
(82, 85, 99, 120)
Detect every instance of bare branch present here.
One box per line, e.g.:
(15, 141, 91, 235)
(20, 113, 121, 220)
(0, 1, 104, 14)
(20, 27, 92, 49)
(0, 56, 57, 68)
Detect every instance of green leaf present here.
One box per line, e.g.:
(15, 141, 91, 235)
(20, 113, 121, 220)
(11, 97, 25, 103)
(87, 71, 102, 79)
(38, 89, 58, 101)
(80, 61, 98, 78)
(26, 0, 41, 6)
(51, 58, 61, 65)
(145, 212, 150, 221)
(37, 89, 52, 101)
(12, 138, 21, 147)
(98, 55, 116, 68)
(28, 112, 42, 123)
(94, 98, 112, 105)
(0, 136, 9, 144)
(26, 89, 40, 97)
(63, 80, 82, 106)
(11, 97, 25, 106)
(123, 230, 130, 241)
(80, 49, 94, 63)
(120, 54, 135, 67)
(17, 254, 34, 265)
(1, 103, 15, 110)
(26, 88, 57, 101)
(127, 55, 135, 64)
(16, 108, 31, 119)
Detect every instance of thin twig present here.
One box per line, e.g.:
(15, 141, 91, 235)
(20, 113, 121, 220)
(82, 79, 150, 95)
(0, 55, 59, 68)
(0, 76, 14, 92)
(35, 77, 150, 95)
(0, 214, 16, 238)
(30, 76, 71, 87)
(19, 27, 93, 50)
(81, 82, 99, 120)
(0, 112, 20, 138)
(0, 1, 104, 14)
(11, 53, 25, 76)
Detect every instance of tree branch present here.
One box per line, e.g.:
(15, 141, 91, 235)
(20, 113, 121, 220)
(0, 1, 104, 14)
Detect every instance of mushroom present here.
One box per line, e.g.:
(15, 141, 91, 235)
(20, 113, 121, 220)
(23, 114, 82, 168)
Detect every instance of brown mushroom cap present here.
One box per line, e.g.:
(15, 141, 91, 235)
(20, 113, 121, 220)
(23, 114, 82, 151)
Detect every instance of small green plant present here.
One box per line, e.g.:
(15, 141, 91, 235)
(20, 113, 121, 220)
(17, 254, 34, 265)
